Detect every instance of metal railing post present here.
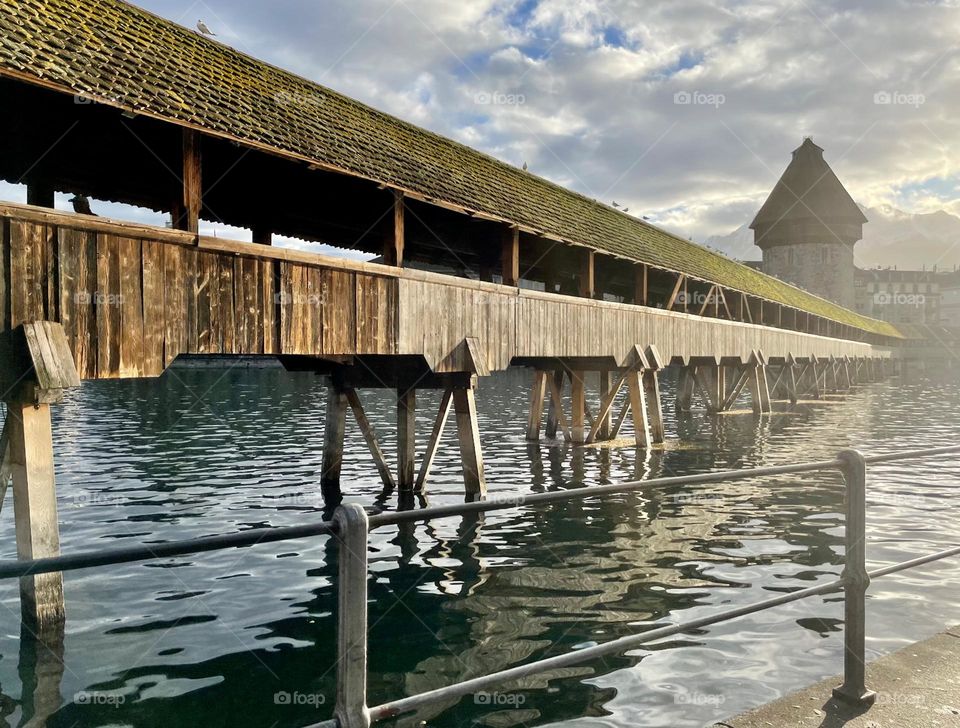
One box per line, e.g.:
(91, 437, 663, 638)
(333, 504, 371, 728)
(832, 449, 876, 706)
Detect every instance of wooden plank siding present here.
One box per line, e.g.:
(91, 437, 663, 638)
(0, 207, 892, 381)
(1, 213, 398, 379)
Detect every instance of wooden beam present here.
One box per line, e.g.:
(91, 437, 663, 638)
(546, 370, 565, 439)
(626, 370, 651, 447)
(525, 370, 547, 440)
(252, 225, 273, 246)
(677, 366, 694, 411)
(634, 264, 648, 306)
(415, 387, 454, 493)
(502, 226, 520, 286)
(453, 386, 486, 500)
(587, 370, 625, 443)
(0, 415, 9, 514)
(579, 250, 595, 299)
(643, 369, 664, 444)
(26, 182, 55, 209)
(666, 273, 685, 310)
(179, 128, 202, 233)
(345, 388, 396, 491)
(7, 400, 64, 633)
(383, 190, 405, 266)
(570, 371, 586, 443)
(546, 371, 571, 441)
(321, 385, 348, 500)
(397, 386, 416, 491)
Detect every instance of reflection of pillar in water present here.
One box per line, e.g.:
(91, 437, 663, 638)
(17, 620, 65, 728)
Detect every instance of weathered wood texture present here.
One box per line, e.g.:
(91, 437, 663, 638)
(2, 212, 398, 378)
(398, 273, 893, 372)
(1, 205, 892, 380)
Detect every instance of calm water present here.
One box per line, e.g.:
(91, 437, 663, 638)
(0, 365, 958, 728)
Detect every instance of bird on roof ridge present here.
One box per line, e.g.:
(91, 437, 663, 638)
(197, 20, 216, 36)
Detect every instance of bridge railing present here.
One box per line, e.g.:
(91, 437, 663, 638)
(1, 444, 958, 727)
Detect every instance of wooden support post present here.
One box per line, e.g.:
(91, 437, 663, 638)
(642, 369, 665, 444)
(453, 384, 486, 500)
(747, 352, 771, 414)
(626, 370, 651, 447)
(587, 370, 625, 444)
(383, 190, 405, 266)
(7, 401, 64, 633)
(415, 388, 453, 493)
(27, 182, 55, 209)
(502, 226, 520, 287)
(667, 273, 685, 311)
(634, 264, 648, 306)
(546, 370, 565, 439)
(525, 370, 547, 441)
(178, 128, 202, 233)
(321, 385, 348, 501)
(720, 365, 751, 410)
(597, 370, 614, 440)
(579, 251, 595, 299)
(252, 225, 273, 245)
(0, 416, 10, 514)
(0, 323, 79, 635)
(344, 388, 395, 491)
(397, 386, 416, 491)
(677, 366, 694, 411)
(569, 371, 586, 443)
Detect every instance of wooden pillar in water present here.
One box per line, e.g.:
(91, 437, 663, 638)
(397, 386, 416, 491)
(569, 371, 587, 443)
(545, 370, 564, 439)
(525, 370, 547, 440)
(747, 351, 771, 414)
(676, 366, 694, 411)
(453, 381, 486, 500)
(321, 383, 348, 501)
(643, 345, 665, 444)
(1, 323, 80, 635)
(626, 370, 651, 447)
(597, 370, 614, 440)
(7, 401, 64, 633)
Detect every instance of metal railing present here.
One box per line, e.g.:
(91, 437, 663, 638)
(1, 445, 958, 728)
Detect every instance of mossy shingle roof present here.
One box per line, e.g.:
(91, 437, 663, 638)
(0, 0, 902, 338)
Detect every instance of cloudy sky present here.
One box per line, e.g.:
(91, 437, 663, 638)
(7, 0, 959, 245)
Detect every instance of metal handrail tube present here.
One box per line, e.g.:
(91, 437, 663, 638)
(363, 576, 848, 722)
(0, 520, 338, 579)
(349, 543, 960, 725)
(862, 444, 960, 464)
(868, 545, 960, 579)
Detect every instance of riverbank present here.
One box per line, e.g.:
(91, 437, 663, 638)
(717, 624, 960, 727)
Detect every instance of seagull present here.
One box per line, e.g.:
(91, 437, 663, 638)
(522, 161, 528, 171)
(612, 201, 621, 208)
(197, 20, 216, 36)
(622, 207, 629, 213)
(69, 194, 96, 216)
(642, 216, 651, 220)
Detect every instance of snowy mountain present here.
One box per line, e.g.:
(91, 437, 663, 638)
(705, 205, 960, 270)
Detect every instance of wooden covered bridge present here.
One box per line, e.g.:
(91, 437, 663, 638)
(0, 0, 901, 630)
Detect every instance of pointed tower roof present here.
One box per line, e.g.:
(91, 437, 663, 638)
(751, 138, 867, 249)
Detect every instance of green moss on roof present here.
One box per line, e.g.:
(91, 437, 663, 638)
(0, 0, 902, 339)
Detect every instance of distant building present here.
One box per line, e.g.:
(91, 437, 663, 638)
(854, 268, 940, 324)
(936, 269, 960, 325)
(751, 138, 866, 309)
